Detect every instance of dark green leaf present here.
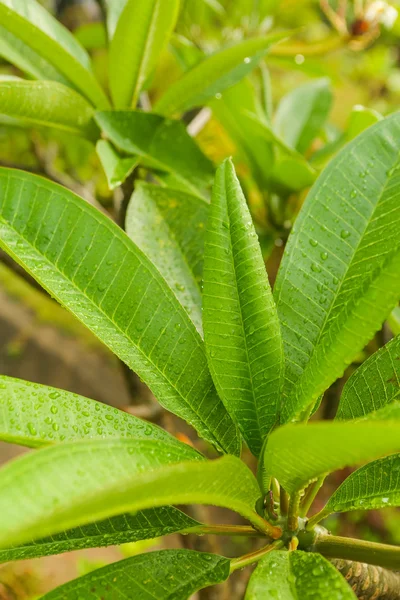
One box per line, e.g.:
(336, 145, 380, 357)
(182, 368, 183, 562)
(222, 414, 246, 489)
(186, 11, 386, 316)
(154, 33, 287, 116)
(336, 335, 400, 420)
(96, 140, 138, 190)
(203, 160, 283, 455)
(263, 420, 400, 493)
(245, 550, 355, 599)
(126, 183, 208, 333)
(273, 78, 333, 154)
(0, 0, 109, 108)
(321, 454, 400, 518)
(0, 168, 240, 455)
(0, 507, 199, 562)
(0, 443, 266, 547)
(41, 550, 230, 600)
(95, 110, 214, 196)
(274, 113, 400, 423)
(109, 0, 180, 108)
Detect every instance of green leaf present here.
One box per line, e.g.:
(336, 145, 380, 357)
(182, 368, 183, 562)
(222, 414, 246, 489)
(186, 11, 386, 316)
(0, 375, 187, 449)
(109, 0, 180, 108)
(96, 140, 138, 190)
(0, 0, 109, 108)
(126, 183, 208, 333)
(95, 110, 214, 196)
(210, 79, 274, 189)
(41, 550, 231, 600)
(0, 443, 266, 548)
(388, 307, 400, 335)
(74, 22, 107, 51)
(0, 507, 199, 562)
(245, 550, 355, 599)
(263, 420, 400, 493)
(104, 0, 127, 38)
(154, 33, 287, 116)
(346, 105, 383, 141)
(274, 113, 400, 423)
(0, 168, 240, 455)
(0, 79, 97, 138)
(366, 400, 400, 420)
(336, 335, 400, 420)
(273, 78, 333, 154)
(0, 25, 71, 84)
(203, 160, 283, 456)
(321, 454, 400, 518)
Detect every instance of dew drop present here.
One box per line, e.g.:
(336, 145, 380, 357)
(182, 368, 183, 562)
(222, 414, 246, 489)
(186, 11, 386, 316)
(320, 252, 328, 261)
(340, 229, 351, 239)
(309, 239, 318, 247)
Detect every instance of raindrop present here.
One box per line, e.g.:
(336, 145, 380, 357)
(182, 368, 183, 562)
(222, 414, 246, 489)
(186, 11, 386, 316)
(311, 263, 322, 273)
(309, 239, 318, 247)
(244, 57, 251, 64)
(27, 422, 37, 436)
(320, 252, 328, 261)
(340, 229, 351, 239)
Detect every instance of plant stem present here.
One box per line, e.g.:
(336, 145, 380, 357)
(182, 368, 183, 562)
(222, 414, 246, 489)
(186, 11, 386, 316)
(287, 491, 302, 531)
(306, 506, 330, 529)
(332, 559, 400, 600)
(230, 540, 284, 573)
(300, 476, 326, 518)
(280, 488, 290, 516)
(312, 534, 400, 570)
(182, 524, 266, 538)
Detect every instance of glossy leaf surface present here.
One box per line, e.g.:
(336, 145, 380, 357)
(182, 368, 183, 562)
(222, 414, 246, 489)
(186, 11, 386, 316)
(0, 445, 265, 547)
(0, 507, 199, 562)
(274, 113, 400, 423)
(0, 79, 97, 138)
(0, 0, 109, 108)
(336, 335, 400, 420)
(155, 33, 286, 115)
(274, 78, 333, 153)
(246, 551, 355, 599)
(96, 110, 214, 195)
(322, 454, 400, 517)
(96, 140, 138, 190)
(42, 550, 230, 600)
(126, 183, 208, 333)
(0, 375, 185, 449)
(0, 168, 239, 455)
(263, 420, 400, 493)
(109, 0, 179, 108)
(203, 160, 283, 455)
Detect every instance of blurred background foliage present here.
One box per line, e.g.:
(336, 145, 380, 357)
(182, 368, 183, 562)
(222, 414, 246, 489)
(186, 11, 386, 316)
(0, 0, 400, 597)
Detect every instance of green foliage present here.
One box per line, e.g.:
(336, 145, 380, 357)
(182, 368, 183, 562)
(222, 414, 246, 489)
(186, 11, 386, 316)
(0, 446, 267, 548)
(275, 114, 400, 423)
(273, 78, 333, 154)
(0, 507, 199, 562)
(323, 454, 400, 517)
(0, 0, 109, 108)
(0, 78, 97, 138)
(336, 335, 400, 420)
(1, 0, 400, 596)
(155, 33, 287, 115)
(263, 420, 400, 493)
(40, 550, 230, 600)
(0, 168, 239, 454)
(246, 551, 356, 599)
(203, 159, 283, 455)
(109, 0, 180, 108)
(96, 110, 214, 195)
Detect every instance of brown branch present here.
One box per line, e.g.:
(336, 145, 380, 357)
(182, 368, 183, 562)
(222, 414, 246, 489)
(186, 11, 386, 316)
(332, 559, 400, 600)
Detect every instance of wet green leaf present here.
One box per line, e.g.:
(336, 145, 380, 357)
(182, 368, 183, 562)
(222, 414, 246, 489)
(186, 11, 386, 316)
(96, 140, 138, 190)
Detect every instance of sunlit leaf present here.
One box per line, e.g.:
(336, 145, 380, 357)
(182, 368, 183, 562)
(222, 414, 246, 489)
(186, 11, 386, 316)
(0, 443, 267, 548)
(262, 420, 400, 493)
(96, 140, 138, 190)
